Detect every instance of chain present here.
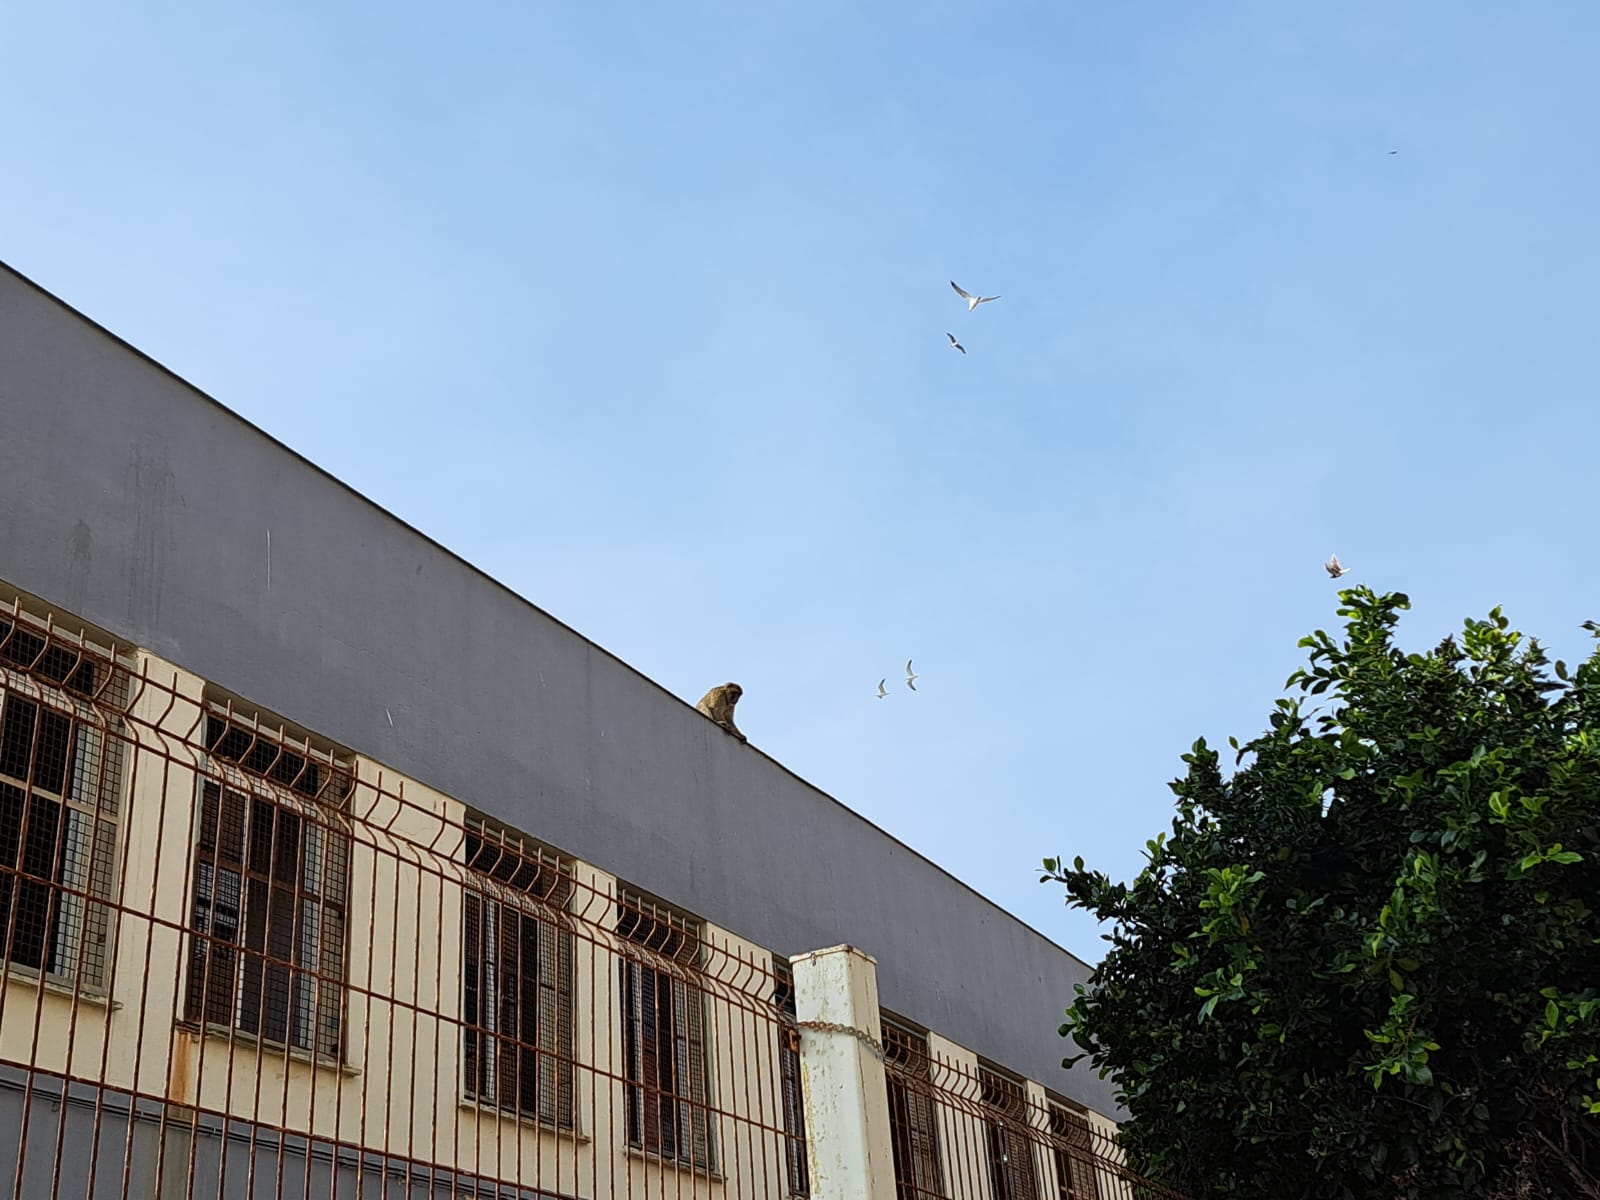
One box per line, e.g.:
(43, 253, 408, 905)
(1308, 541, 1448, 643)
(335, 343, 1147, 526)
(795, 1019, 888, 1062)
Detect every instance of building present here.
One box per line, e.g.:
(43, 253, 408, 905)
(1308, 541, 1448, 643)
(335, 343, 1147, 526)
(0, 261, 1180, 1200)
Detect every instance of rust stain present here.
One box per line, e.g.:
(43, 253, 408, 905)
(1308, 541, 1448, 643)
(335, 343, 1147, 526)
(167, 1031, 190, 1103)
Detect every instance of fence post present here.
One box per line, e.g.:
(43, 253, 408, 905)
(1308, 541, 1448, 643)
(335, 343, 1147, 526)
(791, 945, 898, 1200)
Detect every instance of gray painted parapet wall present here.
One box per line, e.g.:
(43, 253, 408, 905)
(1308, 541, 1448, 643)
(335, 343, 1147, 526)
(0, 261, 1116, 1114)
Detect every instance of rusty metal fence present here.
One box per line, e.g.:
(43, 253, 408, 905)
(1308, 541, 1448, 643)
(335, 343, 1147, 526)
(0, 595, 1187, 1200)
(881, 1037, 1189, 1200)
(0, 602, 802, 1199)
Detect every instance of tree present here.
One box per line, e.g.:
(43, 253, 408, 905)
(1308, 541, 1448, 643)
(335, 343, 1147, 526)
(1043, 590, 1600, 1199)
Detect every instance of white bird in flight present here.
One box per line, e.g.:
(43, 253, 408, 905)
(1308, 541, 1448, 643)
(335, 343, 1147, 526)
(1325, 554, 1351, 579)
(876, 679, 889, 700)
(946, 332, 966, 355)
(905, 660, 919, 691)
(950, 281, 1000, 312)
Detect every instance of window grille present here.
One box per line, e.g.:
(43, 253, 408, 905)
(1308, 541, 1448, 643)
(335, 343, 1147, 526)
(882, 1020, 944, 1200)
(618, 889, 714, 1170)
(461, 818, 576, 1128)
(1047, 1104, 1100, 1200)
(183, 709, 350, 1061)
(774, 962, 809, 1197)
(0, 607, 125, 992)
(981, 1068, 1039, 1200)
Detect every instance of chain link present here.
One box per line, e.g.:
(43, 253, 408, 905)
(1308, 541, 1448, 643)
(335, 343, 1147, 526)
(795, 1019, 888, 1062)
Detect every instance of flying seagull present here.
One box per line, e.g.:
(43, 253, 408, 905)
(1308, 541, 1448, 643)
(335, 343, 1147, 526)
(1325, 554, 1351, 579)
(876, 679, 889, 700)
(946, 332, 966, 355)
(1389, 149, 1398, 155)
(905, 660, 919, 691)
(950, 281, 1000, 312)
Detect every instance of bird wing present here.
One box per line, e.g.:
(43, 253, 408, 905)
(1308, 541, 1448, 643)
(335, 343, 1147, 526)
(950, 281, 973, 300)
(907, 679, 916, 691)
(979, 294, 1001, 303)
(947, 333, 958, 345)
(905, 660, 914, 675)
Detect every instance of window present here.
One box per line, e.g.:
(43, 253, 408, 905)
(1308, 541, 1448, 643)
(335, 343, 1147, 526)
(882, 1020, 943, 1200)
(0, 608, 124, 991)
(183, 711, 350, 1061)
(981, 1068, 1038, 1200)
(461, 820, 575, 1128)
(618, 890, 714, 1170)
(1047, 1104, 1100, 1200)
(774, 963, 809, 1197)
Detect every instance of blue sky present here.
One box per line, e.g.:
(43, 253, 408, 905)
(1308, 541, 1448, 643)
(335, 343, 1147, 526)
(4, 3, 1598, 963)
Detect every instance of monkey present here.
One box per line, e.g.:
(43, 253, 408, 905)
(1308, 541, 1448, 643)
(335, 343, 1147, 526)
(695, 683, 746, 742)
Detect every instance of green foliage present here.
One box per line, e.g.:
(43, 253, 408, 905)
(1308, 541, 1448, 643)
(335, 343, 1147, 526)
(1043, 590, 1600, 1198)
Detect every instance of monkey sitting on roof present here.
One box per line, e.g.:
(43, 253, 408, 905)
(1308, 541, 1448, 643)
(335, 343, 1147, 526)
(695, 683, 746, 742)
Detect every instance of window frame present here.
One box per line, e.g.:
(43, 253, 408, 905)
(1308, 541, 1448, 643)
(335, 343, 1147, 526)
(617, 888, 716, 1172)
(980, 1065, 1040, 1200)
(882, 1018, 945, 1200)
(0, 604, 126, 995)
(1046, 1101, 1101, 1200)
(181, 705, 352, 1065)
(459, 817, 577, 1130)
(774, 961, 809, 1198)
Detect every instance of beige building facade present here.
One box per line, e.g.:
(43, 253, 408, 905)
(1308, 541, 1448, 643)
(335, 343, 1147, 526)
(0, 597, 1143, 1200)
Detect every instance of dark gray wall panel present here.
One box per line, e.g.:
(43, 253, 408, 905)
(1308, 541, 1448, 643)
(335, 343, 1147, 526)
(0, 262, 1113, 1112)
(0, 1067, 571, 1198)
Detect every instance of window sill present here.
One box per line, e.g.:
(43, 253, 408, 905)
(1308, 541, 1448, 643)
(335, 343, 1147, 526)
(3, 966, 119, 1010)
(456, 1099, 590, 1141)
(178, 1022, 363, 1078)
(626, 1145, 723, 1182)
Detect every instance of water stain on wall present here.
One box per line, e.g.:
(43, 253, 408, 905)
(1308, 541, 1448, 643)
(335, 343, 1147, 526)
(124, 440, 178, 632)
